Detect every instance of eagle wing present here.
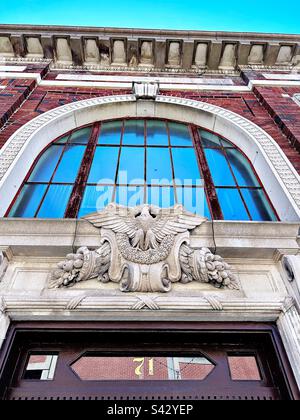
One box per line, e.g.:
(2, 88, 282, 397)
(150, 205, 206, 242)
(83, 203, 139, 239)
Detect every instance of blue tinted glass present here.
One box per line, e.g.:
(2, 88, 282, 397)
(37, 185, 72, 218)
(54, 135, 69, 144)
(69, 127, 92, 144)
(169, 122, 192, 146)
(9, 184, 47, 217)
(118, 147, 145, 184)
(226, 149, 260, 187)
(147, 120, 169, 145)
(217, 188, 250, 220)
(205, 149, 236, 187)
(88, 147, 119, 184)
(116, 186, 145, 207)
(200, 130, 221, 148)
(29, 146, 63, 182)
(147, 148, 172, 185)
(122, 120, 145, 145)
(172, 148, 202, 185)
(53, 145, 85, 183)
(78, 185, 114, 217)
(241, 189, 277, 221)
(176, 187, 211, 218)
(98, 121, 122, 145)
(147, 186, 175, 208)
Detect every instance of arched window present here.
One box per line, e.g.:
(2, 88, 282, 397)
(7, 119, 278, 221)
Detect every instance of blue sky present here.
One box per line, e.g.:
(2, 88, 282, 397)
(1, 0, 300, 34)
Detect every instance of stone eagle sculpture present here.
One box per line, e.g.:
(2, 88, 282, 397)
(49, 204, 238, 292)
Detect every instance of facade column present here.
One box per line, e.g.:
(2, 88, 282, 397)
(277, 297, 300, 388)
(0, 298, 9, 351)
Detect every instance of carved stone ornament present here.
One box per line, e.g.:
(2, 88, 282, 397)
(49, 204, 239, 293)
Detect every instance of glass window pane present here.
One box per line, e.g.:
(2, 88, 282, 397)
(122, 120, 145, 145)
(116, 186, 145, 208)
(9, 184, 47, 217)
(88, 147, 119, 184)
(169, 122, 192, 146)
(54, 135, 69, 144)
(226, 149, 260, 187)
(200, 130, 222, 148)
(172, 148, 202, 185)
(69, 127, 92, 144)
(53, 145, 85, 183)
(146, 120, 169, 146)
(216, 188, 250, 220)
(98, 121, 122, 145)
(29, 145, 63, 182)
(176, 187, 211, 218)
(147, 148, 172, 185)
(71, 355, 215, 381)
(205, 149, 236, 187)
(147, 186, 175, 208)
(118, 147, 145, 184)
(228, 356, 261, 381)
(37, 185, 73, 218)
(24, 354, 58, 381)
(78, 185, 114, 217)
(241, 189, 277, 221)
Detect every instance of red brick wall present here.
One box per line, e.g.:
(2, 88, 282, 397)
(0, 79, 299, 174)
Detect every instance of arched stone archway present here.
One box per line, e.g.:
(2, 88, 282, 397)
(0, 94, 299, 220)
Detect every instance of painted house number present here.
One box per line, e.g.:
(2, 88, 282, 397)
(133, 358, 154, 377)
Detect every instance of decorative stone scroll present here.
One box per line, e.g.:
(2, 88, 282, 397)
(49, 204, 239, 293)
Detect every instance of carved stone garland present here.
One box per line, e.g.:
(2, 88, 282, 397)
(49, 204, 239, 293)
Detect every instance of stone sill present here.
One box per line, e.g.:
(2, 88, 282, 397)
(0, 218, 299, 259)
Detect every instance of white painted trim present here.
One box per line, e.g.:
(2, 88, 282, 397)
(0, 85, 5, 90)
(40, 80, 250, 92)
(0, 95, 299, 220)
(0, 72, 41, 83)
(0, 65, 27, 72)
(262, 73, 300, 81)
(249, 80, 300, 88)
(55, 73, 235, 85)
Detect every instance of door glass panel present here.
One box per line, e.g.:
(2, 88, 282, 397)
(147, 148, 172, 185)
(228, 356, 261, 381)
(24, 354, 58, 381)
(88, 147, 119, 184)
(53, 145, 85, 183)
(123, 120, 145, 145)
(147, 120, 169, 145)
(98, 121, 122, 145)
(71, 356, 215, 381)
(37, 185, 73, 218)
(9, 184, 47, 217)
(205, 149, 236, 186)
(29, 146, 63, 182)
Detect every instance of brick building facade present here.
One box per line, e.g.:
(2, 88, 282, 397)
(0, 25, 300, 400)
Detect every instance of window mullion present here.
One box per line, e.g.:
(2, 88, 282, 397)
(65, 123, 100, 218)
(190, 125, 223, 220)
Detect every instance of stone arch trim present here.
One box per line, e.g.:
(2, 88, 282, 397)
(0, 94, 299, 219)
